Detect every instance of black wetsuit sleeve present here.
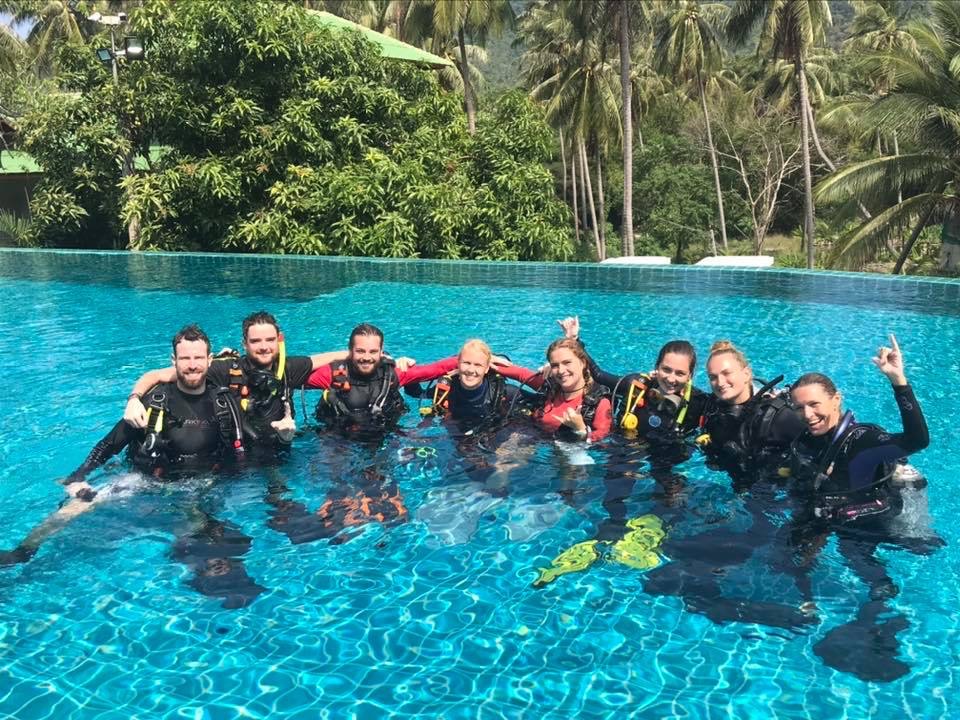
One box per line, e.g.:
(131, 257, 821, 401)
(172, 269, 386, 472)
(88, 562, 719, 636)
(582, 349, 624, 391)
(206, 359, 231, 387)
(888, 384, 929, 453)
(66, 420, 140, 483)
(680, 389, 710, 435)
(284, 356, 314, 389)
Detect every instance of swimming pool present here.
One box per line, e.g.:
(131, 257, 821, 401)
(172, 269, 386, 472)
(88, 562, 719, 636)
(1, 249, 958, 719)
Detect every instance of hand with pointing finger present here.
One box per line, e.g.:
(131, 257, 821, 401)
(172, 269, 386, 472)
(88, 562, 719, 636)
(871, 333, 907, 386)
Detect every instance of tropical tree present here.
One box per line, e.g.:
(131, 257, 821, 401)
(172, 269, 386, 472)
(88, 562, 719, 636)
(727, 0, 833, 268)
(20, 1, 573, 260)
(519, 0, 621, 259)
(815, 0, 960, 273)
(410, 0, 515, 134)
(654, 0, 730, 250)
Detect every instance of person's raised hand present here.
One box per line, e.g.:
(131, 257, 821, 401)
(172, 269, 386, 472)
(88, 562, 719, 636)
(395, 357, 416, 373)
(557, 316, 580, 340)
(871, 333, 907, 385)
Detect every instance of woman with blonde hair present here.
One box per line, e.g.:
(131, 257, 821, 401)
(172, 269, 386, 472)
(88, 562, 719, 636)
(699, 340, 804, 480)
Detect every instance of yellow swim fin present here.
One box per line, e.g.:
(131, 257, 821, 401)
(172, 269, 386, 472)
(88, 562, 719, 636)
(533, 540, 603, 588)
(610, 514, 666, 571)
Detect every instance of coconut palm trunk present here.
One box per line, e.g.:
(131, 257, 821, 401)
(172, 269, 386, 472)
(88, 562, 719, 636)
(620, 3, 634, 256)
(559, 128, 567, 203)
(699, 71, 728, 251)
(893, 203, 935, 274)
(596, 146, 606, 260)
(578, 137, 601, 259)
(458, 26, 477, 134)
(797, 58, 816, 268)
(570, 140, 581, 242)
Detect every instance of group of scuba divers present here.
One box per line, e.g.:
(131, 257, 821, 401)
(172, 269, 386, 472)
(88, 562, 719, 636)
(0, 309, 938, 682)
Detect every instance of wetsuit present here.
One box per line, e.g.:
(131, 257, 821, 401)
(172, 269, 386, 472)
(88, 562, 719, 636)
(68, 381, 230, 481)
(779, 383, 938, 682)
(62, 382, 262, 608)
(586, 358, 709, 444)
(699, 385, 806, 487)
(790, 384, 928, 521)
(205, 354, 313, 448)
(307, 356, 458, 431)
(408, 365, 533, 430)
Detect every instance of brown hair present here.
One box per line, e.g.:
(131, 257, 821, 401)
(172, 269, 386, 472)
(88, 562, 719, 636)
(793, 372, 838, 396)
(656, 340, 697, 373)
(707, 340, 749, 369)
(546, 337, 592, 397)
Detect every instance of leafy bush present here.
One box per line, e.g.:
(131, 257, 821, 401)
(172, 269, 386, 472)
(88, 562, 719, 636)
(20, 2, 572, 260)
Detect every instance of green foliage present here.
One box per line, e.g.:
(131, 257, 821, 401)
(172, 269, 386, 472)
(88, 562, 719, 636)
(18, 1, 571, 260)
(632, 131, 715, 261)
(0, 210, 33, 246)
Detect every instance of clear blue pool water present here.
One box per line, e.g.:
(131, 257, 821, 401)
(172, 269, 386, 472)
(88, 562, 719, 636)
(1, 250, 959, 719)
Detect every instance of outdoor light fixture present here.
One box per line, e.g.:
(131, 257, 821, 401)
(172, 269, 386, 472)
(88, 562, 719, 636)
(123, 37, 144, 60)
(95, 48, 113, 64)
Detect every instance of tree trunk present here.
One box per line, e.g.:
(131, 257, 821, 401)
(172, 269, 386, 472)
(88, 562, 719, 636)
(699, 73, 727, 251)
(570, 138, 581, 243)
(559, 128, 567, 204)
(596, 145, 606, 261)
(458, 26, 476, 135)
(797, 58, 816, 268)
(892, 130, 902, 205)
(619, 3, 634, 256)
(637, 124, 644, 149)
(805, 100, 835, 172)
(579, 137, 601, 259)
(893, 203, 935, 274)
(578, 136, 589, 230)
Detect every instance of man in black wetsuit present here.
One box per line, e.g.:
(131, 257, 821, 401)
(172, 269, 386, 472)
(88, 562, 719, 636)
(123, 311, 343, 451)
(1, 325, 264, 608)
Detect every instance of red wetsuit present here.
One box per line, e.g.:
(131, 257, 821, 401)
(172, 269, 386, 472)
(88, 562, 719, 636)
(491, 365, 612, 441)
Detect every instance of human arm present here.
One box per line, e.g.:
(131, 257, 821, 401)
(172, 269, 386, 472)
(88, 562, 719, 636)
(556, 315, 624, 389)
(871, 333, 928, 451)
(309, 350, 348, 370)
(63, 420, 139, 498)
(396, 356, 458, 385)
(124, 368, 176, 427)
(496, 362, 546, 390)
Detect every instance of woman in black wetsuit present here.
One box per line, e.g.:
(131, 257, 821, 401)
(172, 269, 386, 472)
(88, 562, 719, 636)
(786, 334, 940, 682)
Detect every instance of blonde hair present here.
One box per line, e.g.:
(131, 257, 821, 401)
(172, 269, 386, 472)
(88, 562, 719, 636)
(707, 340, 749, 368)
(459, 339, 492, 363)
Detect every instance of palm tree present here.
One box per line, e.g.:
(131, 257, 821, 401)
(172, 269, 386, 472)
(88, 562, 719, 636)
(420, 0, 514, 134)
(5, 0, 84, 75)
(815, 0, 960, 273)
(655, 0, 730, 250)
(523, 0, 621, 260)
(727, 0, 832, 268)
(0, 22, 25, 75)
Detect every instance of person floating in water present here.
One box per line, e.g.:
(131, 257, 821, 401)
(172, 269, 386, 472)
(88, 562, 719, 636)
(307, 323, 459, 435)
(124, 310, 345, 452)
(785, 334, 941, 682)
(0, 325, 265, 609)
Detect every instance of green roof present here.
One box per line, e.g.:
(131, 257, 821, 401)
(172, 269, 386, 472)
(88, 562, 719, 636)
(0, 146, 167, 175)
(0, 150, 40, 174)
(306, 10, 454, 68)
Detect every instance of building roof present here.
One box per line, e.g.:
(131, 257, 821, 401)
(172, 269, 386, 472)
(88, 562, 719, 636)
(306, 10, 454, 68)
(0, 150, 40, 174)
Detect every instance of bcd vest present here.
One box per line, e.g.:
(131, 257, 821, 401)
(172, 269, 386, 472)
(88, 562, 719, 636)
(314, 358, 407, 429)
